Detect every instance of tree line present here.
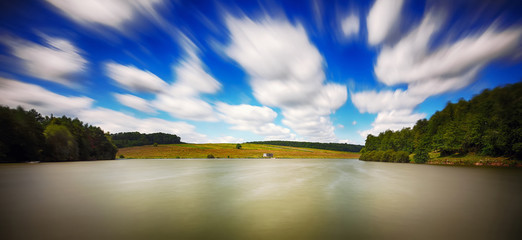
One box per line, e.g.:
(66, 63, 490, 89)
(360, 82, 522, 163)
(248, 140, 363, 152)
(0, 106, 118, 162)
(111, 132, 182, 148)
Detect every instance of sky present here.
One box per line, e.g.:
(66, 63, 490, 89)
(0, 0, 521, 144)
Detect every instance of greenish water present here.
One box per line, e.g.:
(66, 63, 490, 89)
(1, 159, 521, 239)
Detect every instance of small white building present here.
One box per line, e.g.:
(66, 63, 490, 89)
(263, 153, 274, 158)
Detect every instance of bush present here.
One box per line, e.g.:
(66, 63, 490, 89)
(119, 155, 125, 159)
(153, 142, 158, 147)
(360, 150, 410, 163)
(382, 150, 394, 162)
(207, 154, 215, 158)
(394, 151, 410, 163)
(414, 150, 429, 163)
(236, 144, 242, 149)
(512, 143, 522, 160)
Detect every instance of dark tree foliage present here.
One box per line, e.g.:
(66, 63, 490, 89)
(0, 106, 45, 162)
(360, 82, 522, 162)
(111, 132, 181, 148)
(248, 141, 363, 152)
(0, 106, 117, 162)
(236, 143, 242, 149)
(360, 150, 409, 163)
(41, 116, 118, 161)
(44, 124, 79, 161)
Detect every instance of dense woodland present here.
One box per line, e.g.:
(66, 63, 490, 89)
(111, 132, 182, 148)
(248, 141, 363, 152)
(0, 106, 118, 162)
(360, 82, 522, 163)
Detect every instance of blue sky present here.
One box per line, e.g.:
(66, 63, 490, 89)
(0, 0, 521, 144)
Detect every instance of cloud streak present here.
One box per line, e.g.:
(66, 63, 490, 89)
(341, 13, 360, 38)
(225, 16, 347, 142)
(105, 35, 221, 121)
(367, 0, 404, 45)
(0, 78, 93, 116)
(46, 0, 165, 32)
(354, 8, 522, 138)
(216, 102, 294, 140)
(0, 35, 87, 87)
(106, 63, 168, 93)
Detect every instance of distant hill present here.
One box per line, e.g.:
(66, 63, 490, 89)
(111, 132, 182, 148)
(247, 141, 363, 153)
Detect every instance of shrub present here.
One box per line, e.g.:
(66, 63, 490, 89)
(207, 154, 215, 158)
(414, 150, 429, 163)
(382, 150, 394, 162)
(394, 151, 410, 163)
(119, 155, 125, 159)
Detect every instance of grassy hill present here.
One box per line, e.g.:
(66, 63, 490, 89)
(116, 143, 361, 159)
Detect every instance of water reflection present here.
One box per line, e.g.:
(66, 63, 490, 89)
(1, 159, 521, 239)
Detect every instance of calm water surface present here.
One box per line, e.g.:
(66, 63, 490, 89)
(1, 159, 521, 239)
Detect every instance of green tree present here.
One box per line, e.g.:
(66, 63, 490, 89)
(236, 143, 242, 149)
(0, 106, 45, 162)
(44, 124, 78, 161)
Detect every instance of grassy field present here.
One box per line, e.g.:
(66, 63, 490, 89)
(117, 143, 361, 159)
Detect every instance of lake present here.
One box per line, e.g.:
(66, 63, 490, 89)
(1, 159, 521, 239)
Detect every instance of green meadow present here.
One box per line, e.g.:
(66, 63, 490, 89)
(117, 143, 361, 159)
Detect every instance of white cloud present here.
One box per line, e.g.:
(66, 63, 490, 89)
(216, 102, 293, 140)
(351, 89, 425, 114)
(46, 0, 164, 32)
(341, 14, 360, 38)
(225, 16, 347, 142)
(106, 62, 168, 93)
(78, 108, 208, 143)
(0, 78, 93, 116)
(105, 35, 221, 122)
(113, 93, 155, 113)
(338, 139, 352, 144)
(151, 36, 221, 121)
(375, 14, 522, 87)
(358, 110, 425, 138)
(366, 0, 404, 45)
(0, 35, 87, 87)
(153, 94, 217, 121)
(352, 121, 357, 125)
(355, 10, 522, 138)
(206, 136, 244, 144)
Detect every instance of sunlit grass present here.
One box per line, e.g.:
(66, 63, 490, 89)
(117, 143, 360, 159)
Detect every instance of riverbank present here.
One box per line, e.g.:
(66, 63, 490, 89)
(426, 153, 522, 167)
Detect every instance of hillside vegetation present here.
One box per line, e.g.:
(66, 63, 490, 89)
(117, 143, 360, 159)
(360, 82, 522, 165)
(111, 132, 181, 148)
(248, 141, 363, 152)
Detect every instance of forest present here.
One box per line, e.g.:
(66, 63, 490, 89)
(360, 82, 522, 163)
(111, 132, 182, 148)
(248, 140, 363, 152)
(0, 106, 118, 162)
